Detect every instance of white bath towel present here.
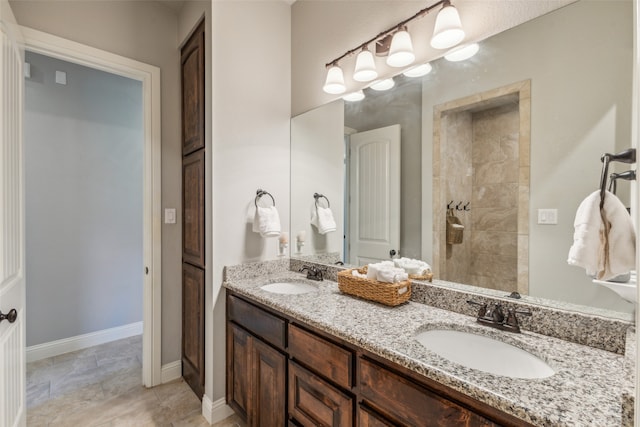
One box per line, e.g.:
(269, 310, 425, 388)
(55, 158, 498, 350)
(310, 206, 337, 234)
(252, 205, 281, 238)
(568, 190, 636, 281)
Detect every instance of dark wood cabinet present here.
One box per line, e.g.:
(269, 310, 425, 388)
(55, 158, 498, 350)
(181, 20, 205, 156)
(227, 320, 287, 426)
(252, 338, 287, 426)
(226, 292, 532, 427)
(288, 324, 353, 389)
(182, 150, 205, 268)
(359, 357, 498, 427)
(182, 263, 205, 399)
(288, 361, 353, 427)
(358, 405, 395, 427)
(227, 323, 251, 420)
(181, 19, 206, 399)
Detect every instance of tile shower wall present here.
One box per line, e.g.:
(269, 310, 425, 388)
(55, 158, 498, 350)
(441, 102, 520, 292)
(470, 104, 520, 291)
(443, 111, 473, 283)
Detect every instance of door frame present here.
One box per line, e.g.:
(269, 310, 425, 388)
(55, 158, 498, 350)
(21, 27, 163, 387)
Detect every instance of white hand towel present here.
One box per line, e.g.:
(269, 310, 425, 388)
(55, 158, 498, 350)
(377, 266, 409, 283)
(310, 206, 337, 234)
(253, 206, 281, 238)
(568, 190, 635, 280)
(366, 261, 395, 280)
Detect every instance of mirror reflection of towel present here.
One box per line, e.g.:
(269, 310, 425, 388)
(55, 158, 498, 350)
(252, 206, 281, 238)
(568, 190, 636, 281)
(311, 206, 337, 234)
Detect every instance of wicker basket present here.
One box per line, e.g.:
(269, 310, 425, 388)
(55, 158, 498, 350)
(337, 268, 411, 307)
(409, 272, 433, 282)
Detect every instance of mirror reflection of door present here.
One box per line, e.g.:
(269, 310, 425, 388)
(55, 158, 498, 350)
(348, 124, 401, 265)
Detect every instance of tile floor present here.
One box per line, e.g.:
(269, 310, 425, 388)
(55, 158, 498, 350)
(26, 335, 246, 427)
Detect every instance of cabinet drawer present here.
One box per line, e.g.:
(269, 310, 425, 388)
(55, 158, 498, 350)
(358, 405, 394, 427)
(289, 361, 353, 427)
(228, 295, 286, 349)
(359, 357, 498, 427)
(288, 324, 353, 388)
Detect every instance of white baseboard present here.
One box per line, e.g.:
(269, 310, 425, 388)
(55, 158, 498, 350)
(161, 360, 182, 383)
(202, 395, 235, 425)
(26, 321, 143, 363)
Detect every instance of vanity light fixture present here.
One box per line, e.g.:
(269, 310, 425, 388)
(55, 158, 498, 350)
(343, 90, 365, 102)
(322, 63, 346, 94)
(403, 62, 433, 78)
(430, 0, 465, 49)
(369, 78, 395, 91)
(322, 0, 465, 94)
(387, 26, 415, 68)
(353, 46, 378, 82)
(444, 43, 479, 61)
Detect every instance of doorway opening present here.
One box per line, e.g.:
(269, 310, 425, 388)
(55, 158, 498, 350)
(433, 80, 531, 295)
(22, 27, 162, 387)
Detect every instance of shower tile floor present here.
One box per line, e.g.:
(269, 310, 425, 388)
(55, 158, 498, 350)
(26, 335, 246, 427)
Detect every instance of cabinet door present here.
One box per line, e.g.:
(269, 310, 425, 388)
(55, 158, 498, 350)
(182, 150, 205, 268)
(227, 323, 251, 419)
(182, 263, 205, 398)
(289, 361, 353, 427)
(251, 338, 287, 427)
(181, 20, 205, 155)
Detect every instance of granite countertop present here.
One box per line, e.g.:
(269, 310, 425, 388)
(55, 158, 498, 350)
(224, 266, 631, 427)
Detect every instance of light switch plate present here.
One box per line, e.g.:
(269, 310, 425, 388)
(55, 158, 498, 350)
(55, 70, 67, 85)
(164, 208, 176, 224)
(537, 208, 558, 225)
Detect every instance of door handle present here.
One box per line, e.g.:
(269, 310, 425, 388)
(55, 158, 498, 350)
(390, 249, 397, 257)
(0, 309, 17, 324)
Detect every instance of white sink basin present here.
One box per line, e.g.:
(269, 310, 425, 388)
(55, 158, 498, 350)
(415, 329, 555, 379)
(260, 282, 318, 295)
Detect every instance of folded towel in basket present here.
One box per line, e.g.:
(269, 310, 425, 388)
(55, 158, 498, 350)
(311, 206, 337, 234)
(252, 205, 281, 238)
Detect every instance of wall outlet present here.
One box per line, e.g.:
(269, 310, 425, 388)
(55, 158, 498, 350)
(55, 70, 67, 85)
(164, 208, 176, 224)
(537, 209, 558, 225)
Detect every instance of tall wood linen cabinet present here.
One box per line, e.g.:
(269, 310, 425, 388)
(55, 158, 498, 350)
(181, 20, 206, 399)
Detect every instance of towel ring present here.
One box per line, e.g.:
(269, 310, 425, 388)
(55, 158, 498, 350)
(255, 189, 275, 207)
(313, 193, 330, 208)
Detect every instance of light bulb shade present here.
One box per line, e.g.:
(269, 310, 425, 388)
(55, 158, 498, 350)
(444, 43, 479, 62)
(403, 62, 433, 78)
(387, 29, 415, 67)
(370, 78, 395, 91)
(323, 65, 346, 94)
(430, 3, 465, 49)
(343, 90, 365, 102)
(353, 49, 378, 82)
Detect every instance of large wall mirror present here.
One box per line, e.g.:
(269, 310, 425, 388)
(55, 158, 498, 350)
(290, 0, 635, 316)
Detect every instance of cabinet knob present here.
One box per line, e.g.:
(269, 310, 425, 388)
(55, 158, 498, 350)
(0, 309, 17, 324)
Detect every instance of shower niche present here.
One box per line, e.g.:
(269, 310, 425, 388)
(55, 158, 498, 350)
(433, 81, 531, 294)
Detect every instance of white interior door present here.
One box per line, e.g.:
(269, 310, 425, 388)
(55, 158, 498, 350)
(348, 124, 401, 265)
(0, 0, 25, 426)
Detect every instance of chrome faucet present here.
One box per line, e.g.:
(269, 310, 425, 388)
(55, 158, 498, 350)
(467, 300, 532, 333)
(299, 265, 324, 281)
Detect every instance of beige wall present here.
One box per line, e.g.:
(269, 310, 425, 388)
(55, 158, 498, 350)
(209, 0, 291, 402)
(10, 0, 183, 363)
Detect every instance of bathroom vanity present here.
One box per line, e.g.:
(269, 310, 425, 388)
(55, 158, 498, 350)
(224, 260, 634, 426)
